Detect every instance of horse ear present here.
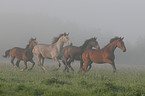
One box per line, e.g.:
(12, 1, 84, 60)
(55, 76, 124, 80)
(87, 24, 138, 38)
(93, 37, 97, 40)
(121, 37, 124, 40)
(63, 32, 68, 36)
(31, 37, 36, 40)
(64, 32, 69, 36)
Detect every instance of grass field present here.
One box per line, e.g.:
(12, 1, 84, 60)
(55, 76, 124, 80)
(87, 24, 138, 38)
(0, 62, 144, 96)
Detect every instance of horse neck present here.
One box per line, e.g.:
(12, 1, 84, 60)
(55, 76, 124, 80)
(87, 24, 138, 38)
(80, 42, 89, 50)
(104, 41, 117, 53)
(25, 45, 33, 56)
(55, 38, 64, 51)
(84, 44, 92, 50)
(28, 43, 34, 49)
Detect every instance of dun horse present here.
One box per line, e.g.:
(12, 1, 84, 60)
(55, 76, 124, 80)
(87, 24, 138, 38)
(63, 37, 100, 72)
(3, 38, 37, 71)
(32, 33, 72, 72)
(80, 37, 126, 73)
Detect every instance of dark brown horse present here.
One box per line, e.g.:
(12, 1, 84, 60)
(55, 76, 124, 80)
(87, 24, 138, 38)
(3, 38, 37, 71)
(80, 37, 126, 73)
(62, 37, 100, 72)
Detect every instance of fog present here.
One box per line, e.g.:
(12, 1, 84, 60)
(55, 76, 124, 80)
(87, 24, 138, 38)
(0, 0, 145, 65)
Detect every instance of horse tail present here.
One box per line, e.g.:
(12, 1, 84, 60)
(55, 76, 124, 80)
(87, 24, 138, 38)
(3, 49, 11, 58)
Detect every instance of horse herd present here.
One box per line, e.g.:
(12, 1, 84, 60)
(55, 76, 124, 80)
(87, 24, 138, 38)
(3, 33, 126, 73)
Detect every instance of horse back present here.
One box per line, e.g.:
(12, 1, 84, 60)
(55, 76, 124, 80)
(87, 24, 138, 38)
(63, 45, 82, 59)
(33, 44, 54, 58)
(9, 47, 25, 59)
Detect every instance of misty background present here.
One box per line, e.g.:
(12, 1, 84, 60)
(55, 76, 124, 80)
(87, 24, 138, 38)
(0, 0, 145, 66)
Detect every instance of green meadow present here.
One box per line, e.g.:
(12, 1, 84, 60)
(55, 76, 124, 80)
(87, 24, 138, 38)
(0, 62, 144, 96)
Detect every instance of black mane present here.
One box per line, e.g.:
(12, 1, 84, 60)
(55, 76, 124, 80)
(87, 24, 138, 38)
(25, 38, 36, 48)
(110, 37, 120, 43)
(52, 33, 68, 44)
(80, 37, 96, 48)
(104, 36, 120, 48)
(52, 34, 64, 44)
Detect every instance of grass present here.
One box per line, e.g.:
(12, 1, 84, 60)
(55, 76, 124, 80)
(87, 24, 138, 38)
(0, 62, 144, 96)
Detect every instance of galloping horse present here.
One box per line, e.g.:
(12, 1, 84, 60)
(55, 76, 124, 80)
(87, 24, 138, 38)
(80, 37, 126, 73)
(63, 37, 100, 72)
(3, 38, 37, 71)
(32, 33, 72, 72)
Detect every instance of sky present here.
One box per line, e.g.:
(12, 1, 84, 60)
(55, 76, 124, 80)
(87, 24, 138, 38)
(0, 0, 145, 65)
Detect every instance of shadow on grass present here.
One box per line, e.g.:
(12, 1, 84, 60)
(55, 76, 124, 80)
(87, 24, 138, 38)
(34, 89, 45, 96)
(41, 78, 71, 85)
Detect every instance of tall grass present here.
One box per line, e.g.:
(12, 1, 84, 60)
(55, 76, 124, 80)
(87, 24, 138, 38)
(0, 63, 144, 96)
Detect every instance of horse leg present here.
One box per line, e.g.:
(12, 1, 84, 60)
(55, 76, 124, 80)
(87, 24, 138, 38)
(67, 57, 74, 72)
(62, 59, 69, 72)
(36, 54, 46, 72)
(110, 61, 116, 73)
(28, 59, 35, 71)
(87, 64, 92, 72)
(53, 57, 61, 71)
(39, 56, 47, 72)
(40, 57, 47, 72)
(11, 56, 16, 71)
(79, 59, 83, 70)
(16, 60, 21, 70)
(68, 62, 74, 72)
(79, 64, 87, 72)
(41, 57, 44, 66)
(79, 60, 91, 72)
(20, 61, 27, 71)
(84, 61, 92, 72)
(63, 58, 70, 72)
(106, 59, 116, 73)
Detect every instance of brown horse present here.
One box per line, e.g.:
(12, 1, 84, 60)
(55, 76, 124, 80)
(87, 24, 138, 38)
(3, 38, 37, 71)
(80, 37, 126, 73)
(62, 37, 100, 72)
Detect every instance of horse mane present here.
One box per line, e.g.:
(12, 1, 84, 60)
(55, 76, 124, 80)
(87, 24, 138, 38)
(52, 33, 68, 44)
(110, 36, 120, 43)
(25, 38, 36, 55)
(25, 38, 36, 48)
(104, 36, 120, 48)
(25, 44, 29, 48)
(80, 37, 96, 48)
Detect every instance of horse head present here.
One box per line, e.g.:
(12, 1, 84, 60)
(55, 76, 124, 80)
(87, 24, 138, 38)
(116, 37, 126, 52)
(29, 38, 37, 49)
(61, 33, 72, 45)
(84, 37, 100, 50)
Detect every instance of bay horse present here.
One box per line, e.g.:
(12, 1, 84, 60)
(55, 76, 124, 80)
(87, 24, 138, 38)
(80, 37, 126, 73)
(32, 33, 72, 72)
(62, 37, 100, 72)
(3, 38, 37, 71)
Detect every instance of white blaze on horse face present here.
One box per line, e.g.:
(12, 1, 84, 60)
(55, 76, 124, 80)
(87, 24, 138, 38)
(63, 36, 72, 45)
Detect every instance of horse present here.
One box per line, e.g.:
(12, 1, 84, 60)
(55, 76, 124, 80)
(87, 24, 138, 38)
(32, 33, 72, 72)
(80, 37, 126, 73)
(3, 38, 37, 71)
(62, 37, 100, 72)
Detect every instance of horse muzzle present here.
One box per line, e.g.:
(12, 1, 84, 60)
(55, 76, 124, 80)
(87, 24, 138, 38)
(123, 48, 126, 52)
